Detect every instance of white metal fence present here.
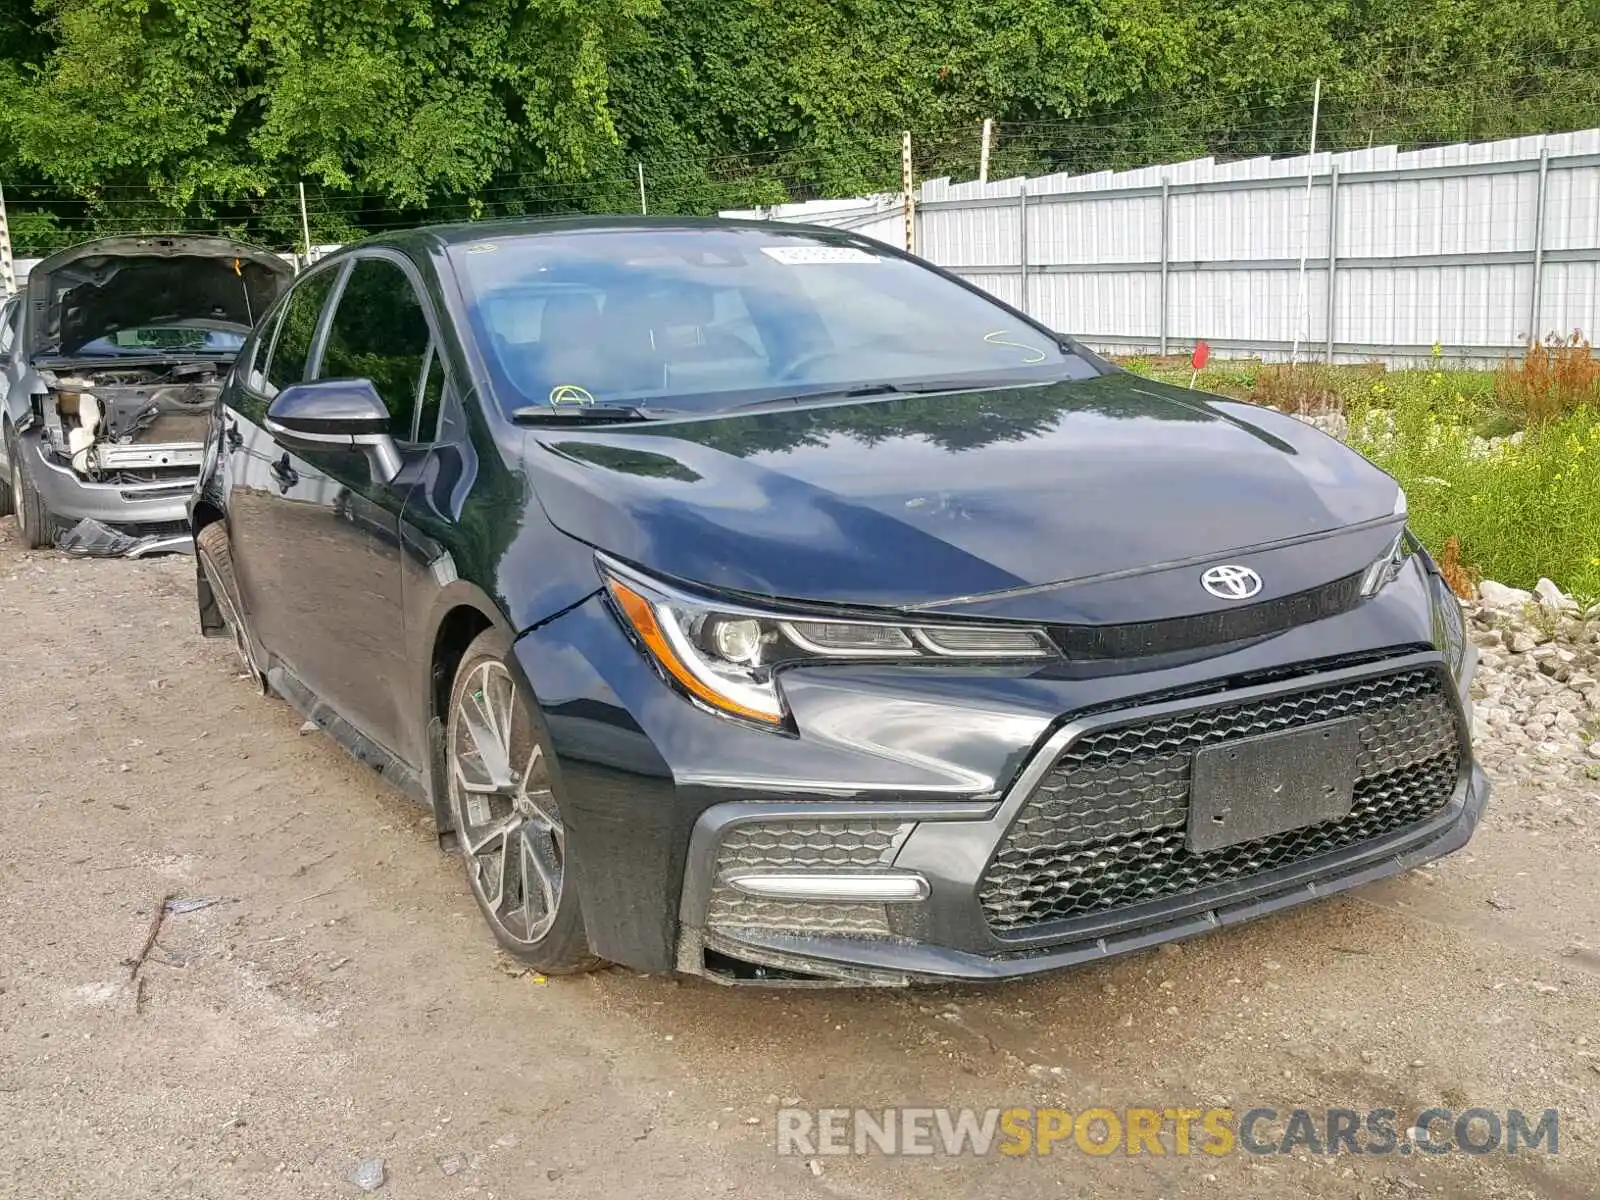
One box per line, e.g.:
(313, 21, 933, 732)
(725, 130, 1600, 365)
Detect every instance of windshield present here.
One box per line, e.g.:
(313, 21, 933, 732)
(72, 326, 246, 357)
(449, 227, 1086, 414)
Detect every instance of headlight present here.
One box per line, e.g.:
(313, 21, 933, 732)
(1359, 526, 1413, 596)
(600, 557, 1055, 726)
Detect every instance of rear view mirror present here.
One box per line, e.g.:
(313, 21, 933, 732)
(265, 378, 401, 483)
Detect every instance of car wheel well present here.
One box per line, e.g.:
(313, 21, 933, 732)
(191, 500, 224, 537)
(431, 606, 494, 724)
(190, 503, 228, 635)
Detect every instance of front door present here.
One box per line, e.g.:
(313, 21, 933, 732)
(226, 262, 344, 665)
(226, 253, 439, 758)
(287, 252, 445, 752)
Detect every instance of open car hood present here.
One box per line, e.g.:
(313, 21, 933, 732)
(26, 235, 293, 356)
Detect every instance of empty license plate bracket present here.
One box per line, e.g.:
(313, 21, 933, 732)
(1187, 718, 1360, 854)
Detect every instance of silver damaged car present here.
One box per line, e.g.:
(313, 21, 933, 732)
(0, 235, 291, 550)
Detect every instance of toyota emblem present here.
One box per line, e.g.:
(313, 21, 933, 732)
(1201, 564, 1263, 601)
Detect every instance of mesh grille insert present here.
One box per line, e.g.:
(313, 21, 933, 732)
(980, 667, 1462, 934)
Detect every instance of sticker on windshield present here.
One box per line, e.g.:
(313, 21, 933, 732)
(549, 384, 596, 406)
(760, 246, 879, 266)
(983, 330, 1049, 364)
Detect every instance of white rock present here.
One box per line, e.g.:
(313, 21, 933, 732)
(1533, 577, 1576, 612)
(1509, 631, 1539, 654)
(1478, 580, 1533, 609)
(1297, 411, 1349, 441)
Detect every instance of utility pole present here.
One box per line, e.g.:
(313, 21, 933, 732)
(298, 182, 313, 272)
(1290, 78, 1322, 366)
(901, 131, 915, 254)
(979, 118, 993, 186)
(637, 163, 648, 215)
(0, 179, 15, 297)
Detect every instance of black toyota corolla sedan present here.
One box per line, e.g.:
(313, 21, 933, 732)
(189, 216, 1484, 986)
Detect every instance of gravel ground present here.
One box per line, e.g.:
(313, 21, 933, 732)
(0, 517, 1596, 1199)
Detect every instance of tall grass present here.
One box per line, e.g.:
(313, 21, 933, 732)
(1122, 346, 1600, 591)
(1350, 371, 1600, 595)
(1494, 332, 1600, 426)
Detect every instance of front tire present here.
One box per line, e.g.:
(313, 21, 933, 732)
(0, 432, 13, 521)
(7, 433, 59, 550)
(446, 630, 601, 974)
(195, 522, 268, 694)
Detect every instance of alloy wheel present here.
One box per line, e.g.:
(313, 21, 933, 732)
(448, 660, 565, 946)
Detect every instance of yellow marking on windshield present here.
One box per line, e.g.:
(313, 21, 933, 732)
(549, 384, 596, 406)
(983, 330, 1048, 363)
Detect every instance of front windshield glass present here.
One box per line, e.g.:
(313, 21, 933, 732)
(74, 326, 246, 356)
(449, 226, 1085, 413)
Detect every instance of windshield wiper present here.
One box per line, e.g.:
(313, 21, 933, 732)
(511, 404, 668, 425)
(723, 378, 999, 413)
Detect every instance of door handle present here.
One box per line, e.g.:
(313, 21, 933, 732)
(225, 421, 243, 453)
(270, 453, 298, 493)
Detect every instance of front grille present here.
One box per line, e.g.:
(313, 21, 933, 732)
(980, 667, 1463, 934)
(705, 819, 913, 937)
(1049, 572, 1366, 659)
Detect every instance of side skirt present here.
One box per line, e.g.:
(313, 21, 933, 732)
(265, 662, 429, 810)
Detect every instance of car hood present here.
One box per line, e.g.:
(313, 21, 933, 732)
(525, 373, 1406, 625)
(27, 235, 293, 356)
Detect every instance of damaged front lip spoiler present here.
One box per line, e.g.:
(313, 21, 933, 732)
(127, 534, 194, 558)
(56, 517, 194, 558)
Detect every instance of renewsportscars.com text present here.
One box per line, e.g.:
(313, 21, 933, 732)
(776, 1106, 1559, 1158)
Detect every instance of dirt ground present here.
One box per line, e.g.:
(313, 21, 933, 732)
(1, 516, 1597, 1200)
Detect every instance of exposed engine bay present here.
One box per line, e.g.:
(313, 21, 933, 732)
(37, 360, 219, 486)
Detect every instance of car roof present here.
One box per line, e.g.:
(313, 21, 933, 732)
(363, 214, 861, 257)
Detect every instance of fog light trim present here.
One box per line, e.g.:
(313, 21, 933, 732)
(724, 872, 930, 903)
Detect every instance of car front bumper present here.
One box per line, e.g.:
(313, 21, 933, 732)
(21, 431, 197, 535)
(676, 713, 1485, 987)
(513, 557, 1483, 986)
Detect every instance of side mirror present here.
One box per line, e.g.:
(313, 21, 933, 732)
(264, 378, 402, 483)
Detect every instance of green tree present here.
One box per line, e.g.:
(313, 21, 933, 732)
(1, 0, 1597, 251)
